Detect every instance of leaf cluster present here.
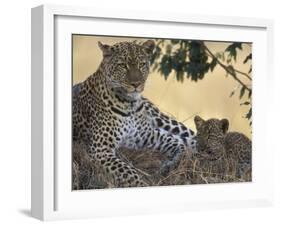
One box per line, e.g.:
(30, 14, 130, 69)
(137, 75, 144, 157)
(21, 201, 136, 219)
(151, 39, 252, 125)
(152, 40, 218, 82)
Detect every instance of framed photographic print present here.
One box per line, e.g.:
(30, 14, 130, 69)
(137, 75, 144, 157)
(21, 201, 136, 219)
(31, 4, 274, 221)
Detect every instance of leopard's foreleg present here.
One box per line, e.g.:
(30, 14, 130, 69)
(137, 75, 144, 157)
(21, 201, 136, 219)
(88, 145, 148, 187)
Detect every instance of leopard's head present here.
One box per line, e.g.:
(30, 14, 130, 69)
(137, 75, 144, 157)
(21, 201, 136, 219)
(98, 40, 155, 99)
(194, 115, 229, 160)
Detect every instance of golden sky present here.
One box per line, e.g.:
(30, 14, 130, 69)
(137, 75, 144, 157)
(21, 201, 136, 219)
(72, 35, 252, 138)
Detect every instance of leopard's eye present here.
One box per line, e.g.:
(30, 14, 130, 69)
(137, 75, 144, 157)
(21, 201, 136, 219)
(139, 62, 146, 67)
(118, 63, 127, 68)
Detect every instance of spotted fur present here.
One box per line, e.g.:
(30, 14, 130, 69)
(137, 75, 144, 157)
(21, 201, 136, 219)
(194, 115, 252, 178)
(73, 40, 196, 188)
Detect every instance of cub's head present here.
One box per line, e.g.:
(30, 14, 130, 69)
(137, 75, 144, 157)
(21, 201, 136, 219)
(98, 40, 155, 99)
(194, 115, 229, 160)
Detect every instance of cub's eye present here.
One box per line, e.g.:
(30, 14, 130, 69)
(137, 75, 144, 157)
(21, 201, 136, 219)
(118, 63, 127, 68)
(139, 62, 147, 67)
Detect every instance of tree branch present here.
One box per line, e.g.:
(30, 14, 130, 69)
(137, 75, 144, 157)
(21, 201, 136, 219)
(200, 42, 251, 92)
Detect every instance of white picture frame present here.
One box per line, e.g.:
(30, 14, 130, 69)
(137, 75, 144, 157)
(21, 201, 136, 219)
(31, 4, 274, 221)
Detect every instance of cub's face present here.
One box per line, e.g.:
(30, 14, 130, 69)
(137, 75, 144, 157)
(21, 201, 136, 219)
(98, 40, 155, 98)
(194, 115, 229, 160)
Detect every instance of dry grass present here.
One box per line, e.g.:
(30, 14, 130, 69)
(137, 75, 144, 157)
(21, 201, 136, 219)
(72, 143, 251, 190)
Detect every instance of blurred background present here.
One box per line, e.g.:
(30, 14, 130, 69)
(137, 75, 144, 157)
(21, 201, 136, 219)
(72, 35, 252, 138)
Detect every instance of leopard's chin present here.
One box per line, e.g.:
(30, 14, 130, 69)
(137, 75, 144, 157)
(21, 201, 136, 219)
(126, 92, 141, 100)
(113, 87, 142, 101)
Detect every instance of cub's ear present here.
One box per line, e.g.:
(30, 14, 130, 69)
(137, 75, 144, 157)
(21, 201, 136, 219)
(98, 41, 113, 57)
(194, 115, 205, 129)
(220, 118, 229, 134)
(142, 40, 155, 55)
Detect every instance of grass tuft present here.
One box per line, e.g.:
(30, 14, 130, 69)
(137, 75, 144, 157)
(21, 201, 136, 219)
(72, 143, 251, 190)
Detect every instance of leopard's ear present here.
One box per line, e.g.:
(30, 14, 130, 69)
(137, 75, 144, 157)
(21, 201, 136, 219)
(142, 40, 155, 55)
(220, 118, 229, 134)
(98, 41, 113, 57)
(194, 115, 205, 129)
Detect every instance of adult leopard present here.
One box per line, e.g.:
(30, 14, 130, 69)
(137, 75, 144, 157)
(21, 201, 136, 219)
(72, 40, 197, 188)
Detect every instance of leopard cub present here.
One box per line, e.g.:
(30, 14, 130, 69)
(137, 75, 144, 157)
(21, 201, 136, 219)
(194, 115, 252, 179)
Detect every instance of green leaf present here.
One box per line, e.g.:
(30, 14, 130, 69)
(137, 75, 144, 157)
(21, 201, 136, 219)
(159, 55, 172, 78)
(245, 107, 252, 126)
(176, 71, 184, 82)
(150, 45, 161, 65)
(248, 67, 252, 74)
(239, 86, 246, 99)
(245, 107, 252, 120)
(240, 101, 251, 106)
(229, 90, 235, 97)
(243, 53, 252, 64)
(248, 90, 252, 98)
(225, 42, 242, 61)
(209, 58, 217, 72)
(227, 65, 236, 76)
